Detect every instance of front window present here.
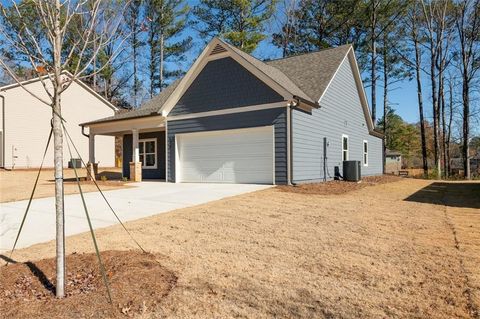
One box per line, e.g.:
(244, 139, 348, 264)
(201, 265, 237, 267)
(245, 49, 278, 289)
(342, 135, 349, 161)
(139, 139, 157, 169)
(363, 140, 368, 166)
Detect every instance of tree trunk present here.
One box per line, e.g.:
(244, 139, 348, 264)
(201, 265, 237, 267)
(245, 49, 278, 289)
(462, 78, 470, 179)
(149, 27, 156, 98)
(413, 18, 428, 177)
(53, 0, 65, 298)
(382, 36, 388, 174)
(446, 79, 453, 175)
(370, 0, 377, 124)
(159, 34, 164, 92)
(430, 44, 440, 177)
(132, 17, 138, 108)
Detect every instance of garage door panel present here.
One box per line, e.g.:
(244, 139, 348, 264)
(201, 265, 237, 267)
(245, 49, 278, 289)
(177, 126, 274, 184)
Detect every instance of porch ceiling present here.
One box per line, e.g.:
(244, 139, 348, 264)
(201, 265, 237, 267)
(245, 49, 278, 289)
(85, 115, 165, 136)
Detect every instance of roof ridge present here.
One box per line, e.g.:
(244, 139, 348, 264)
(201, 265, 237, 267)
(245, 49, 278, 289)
(265, 44, 352, 63)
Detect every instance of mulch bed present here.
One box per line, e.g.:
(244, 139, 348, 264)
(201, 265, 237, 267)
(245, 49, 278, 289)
(0, 250, 177, 318)
(278, 175, 403, 195)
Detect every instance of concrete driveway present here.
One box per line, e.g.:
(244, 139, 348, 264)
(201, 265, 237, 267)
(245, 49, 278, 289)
(0, 182, 271, 252)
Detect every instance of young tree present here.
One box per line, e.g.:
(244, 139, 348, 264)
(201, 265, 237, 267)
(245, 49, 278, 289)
(0, 0, 127, 298)
(193, 0, 277, 53)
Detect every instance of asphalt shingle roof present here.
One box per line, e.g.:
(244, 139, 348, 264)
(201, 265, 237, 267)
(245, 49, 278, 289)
(83, 42, 352, 126)
(265, 44, 352, 102)
(81, 78, 181, 125)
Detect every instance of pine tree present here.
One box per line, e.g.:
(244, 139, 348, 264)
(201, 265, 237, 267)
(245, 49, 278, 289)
(146, 0, 191, 97)
(193, 0, 277, 53)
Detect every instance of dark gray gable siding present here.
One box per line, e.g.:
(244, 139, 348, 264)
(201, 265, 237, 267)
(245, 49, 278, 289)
(169, 57, 285, 116)
(167, 108, 287, 184)
(123, 131, 166, 179)
(292, 57, 382, 183)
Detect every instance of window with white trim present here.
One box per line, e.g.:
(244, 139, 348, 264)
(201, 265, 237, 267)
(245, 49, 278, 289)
(342, 135, 349, 161)
(139, 138, 157, 169)
(363, 140, 368, 166)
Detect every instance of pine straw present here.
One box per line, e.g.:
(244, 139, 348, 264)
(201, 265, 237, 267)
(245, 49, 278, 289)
(0, 251, 177, 318)
(278, 175, 403, 195)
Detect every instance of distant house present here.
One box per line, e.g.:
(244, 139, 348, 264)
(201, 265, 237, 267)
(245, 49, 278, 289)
(81, 38, 383, 184)
(0, 73, 117, 169)
(450, 155, 480, 177)
(385, 149, 402, 175)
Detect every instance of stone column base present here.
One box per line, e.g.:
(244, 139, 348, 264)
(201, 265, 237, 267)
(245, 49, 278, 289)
(129, 162, 142, 182)
(86, 162, 98, 181)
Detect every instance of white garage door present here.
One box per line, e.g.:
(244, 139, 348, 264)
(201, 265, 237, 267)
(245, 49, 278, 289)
(176, 126, 274, 184)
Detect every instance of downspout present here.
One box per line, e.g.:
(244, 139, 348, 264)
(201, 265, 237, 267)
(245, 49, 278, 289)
(81, 125, 89, 138)
(287, 99, 297, 186)
(0, 94, 5, 168)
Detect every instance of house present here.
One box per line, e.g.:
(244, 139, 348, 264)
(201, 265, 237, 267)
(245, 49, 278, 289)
(385, 149, 402, 175)
(0, 73, 117, 169)
(450, 155, 480, 177)
(81, 38, 383, 185)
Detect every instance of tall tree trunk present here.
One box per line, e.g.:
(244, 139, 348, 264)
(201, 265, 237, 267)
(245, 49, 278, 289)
(430, 44, 440, 177)
(149, 25, 156, 98)
(132, 17, 138, 108)
(462, 77, 470, 179)
(413, 16, 428, 177)
(53, 0, 65, 298)
(370, 0, 377, 124)
(382, 35, 388, 174)
(159, 34, 164, 92)
(446, 79, 453, 175)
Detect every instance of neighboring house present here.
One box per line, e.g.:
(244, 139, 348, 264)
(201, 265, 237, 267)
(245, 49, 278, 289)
(82, 38, 383, 185)
(0, 73, 117, 169)
(385, 149, 402, 175)
(450, 155, 480, 177)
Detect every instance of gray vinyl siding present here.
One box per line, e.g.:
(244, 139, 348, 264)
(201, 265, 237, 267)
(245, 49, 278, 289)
(123, 131, 166, 179)
(170, 57, 284, 116)
(167, 108, 287, 184)
(292, 57, 383, 183)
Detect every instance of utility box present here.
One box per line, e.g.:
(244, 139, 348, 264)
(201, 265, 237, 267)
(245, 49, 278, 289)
(343, 160, 361, 182)
(68, 158, 82, 169)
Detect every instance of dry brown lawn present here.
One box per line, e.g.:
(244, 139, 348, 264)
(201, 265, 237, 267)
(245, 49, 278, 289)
(0, 168, 130, 203)
(1, 178, 479, 318)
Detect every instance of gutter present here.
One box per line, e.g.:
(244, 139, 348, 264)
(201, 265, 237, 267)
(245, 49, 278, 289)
(0, 94, 4, 168)
(81, 125, 89, 138)
(293, 95, 320, 109)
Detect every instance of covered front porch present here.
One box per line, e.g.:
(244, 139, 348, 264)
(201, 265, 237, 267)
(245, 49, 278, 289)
(84, 115, 166, 182)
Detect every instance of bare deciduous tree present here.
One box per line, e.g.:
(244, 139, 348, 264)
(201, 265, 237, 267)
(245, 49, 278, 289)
(0, 0, 129, 298)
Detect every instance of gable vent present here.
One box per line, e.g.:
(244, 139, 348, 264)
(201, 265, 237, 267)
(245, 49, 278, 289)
(210, 44, 227, 55)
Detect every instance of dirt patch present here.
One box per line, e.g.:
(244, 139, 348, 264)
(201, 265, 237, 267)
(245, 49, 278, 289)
(0, 250, 176, 318)
(278, 175, 403, 195)
(0, 168, 131, 203)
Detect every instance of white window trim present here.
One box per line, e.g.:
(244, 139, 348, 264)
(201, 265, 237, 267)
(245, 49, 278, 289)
(363, 140, 368, 166)
(139, 138, 157, 169)
(342, 134, 349, 161)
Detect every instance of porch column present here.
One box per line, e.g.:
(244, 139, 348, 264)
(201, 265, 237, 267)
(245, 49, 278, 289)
(132, 129, 139, 163)
(129, 129, 142, 182)
(89, 133, 95, 164)
(86, 133, 97, 181)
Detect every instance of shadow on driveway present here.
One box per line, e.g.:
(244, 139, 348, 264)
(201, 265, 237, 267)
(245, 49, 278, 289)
(404, 182, 480, 209)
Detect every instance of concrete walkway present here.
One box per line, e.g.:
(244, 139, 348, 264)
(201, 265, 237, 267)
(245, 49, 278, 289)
(0, 182, 271, 252)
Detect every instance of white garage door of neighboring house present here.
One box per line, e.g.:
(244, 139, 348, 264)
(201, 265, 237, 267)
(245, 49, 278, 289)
(176, 126, 274, 184)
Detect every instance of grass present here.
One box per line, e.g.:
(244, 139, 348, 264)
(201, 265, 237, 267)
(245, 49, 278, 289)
(1, 178, 479, 318)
